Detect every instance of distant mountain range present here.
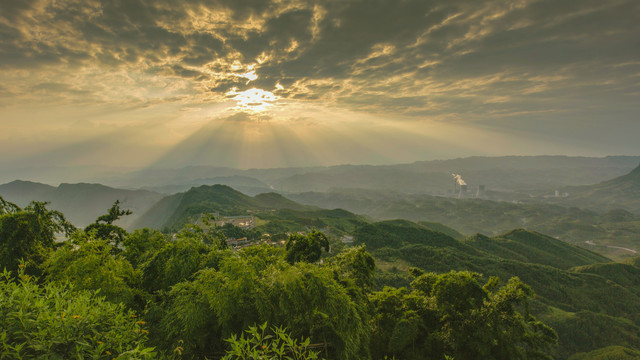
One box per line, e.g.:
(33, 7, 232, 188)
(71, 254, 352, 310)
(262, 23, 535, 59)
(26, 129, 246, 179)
(102, 155, 640, 195)
(0, 180, 164, 228)
(287, 165, 640, 259)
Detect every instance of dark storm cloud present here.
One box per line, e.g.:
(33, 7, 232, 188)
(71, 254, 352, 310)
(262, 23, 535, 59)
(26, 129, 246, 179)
(0, 0, 638, 116)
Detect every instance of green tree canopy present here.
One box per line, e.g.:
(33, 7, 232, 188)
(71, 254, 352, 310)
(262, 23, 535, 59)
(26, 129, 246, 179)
(369, 270, 558, 360)
(45, 232, 144, 309)
(158, 245, 370, 359)
(121, 228, 168, 267)
(0, 200, 75, 275)
(285, 231, 330, 264)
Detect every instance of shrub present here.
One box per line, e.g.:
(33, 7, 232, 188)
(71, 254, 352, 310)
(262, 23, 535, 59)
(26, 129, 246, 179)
(223, 322, 322, 360)
(0, 267, 155, 359)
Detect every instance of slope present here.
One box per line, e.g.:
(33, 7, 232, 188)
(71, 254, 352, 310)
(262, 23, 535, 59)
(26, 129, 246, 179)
(134, 185, 318, 231)
(288, 189, 640, 260)
(464, 229, 610, 269)
(360, 221, 640, 359)
(557, 163, 640, 214)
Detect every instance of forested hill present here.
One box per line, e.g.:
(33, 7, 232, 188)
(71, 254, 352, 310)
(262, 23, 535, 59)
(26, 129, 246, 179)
(288, 188, 640, 260)
(0, 180, 163, 228)
(4, 190, 640, 359)
(134, 184, 317, 230)
(463, 229, 611, 269)
(553, 162, 640, 213)
(362, 221, 640, 359)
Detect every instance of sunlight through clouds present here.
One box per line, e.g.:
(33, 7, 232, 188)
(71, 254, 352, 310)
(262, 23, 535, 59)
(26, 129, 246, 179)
(0, 0, 638, 172)
(227, 88, 280, 113)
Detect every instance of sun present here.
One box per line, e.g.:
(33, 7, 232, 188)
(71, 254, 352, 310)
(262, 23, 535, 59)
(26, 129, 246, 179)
(227, 88, 279, 113)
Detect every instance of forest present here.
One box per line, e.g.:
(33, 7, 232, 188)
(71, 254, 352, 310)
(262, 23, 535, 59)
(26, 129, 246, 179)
(0, 196, 563, 359)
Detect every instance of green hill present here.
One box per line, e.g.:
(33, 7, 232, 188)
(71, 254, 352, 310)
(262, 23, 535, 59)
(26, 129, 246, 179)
(254, 208, 368, 236)
(358, 220, 640, 358)
(558, 163, 640, 214)
(354, 219, 473, 252)
(417, 220, 465, 240)
(134, 184, 336, 231)
(569, 346, 640, 360)
(132, 192, 185, 230)
(572, 262, 640, 293)
(252, 192, 312, 211)
(464, 229, 611, 269)
(288, 189, 640, 260)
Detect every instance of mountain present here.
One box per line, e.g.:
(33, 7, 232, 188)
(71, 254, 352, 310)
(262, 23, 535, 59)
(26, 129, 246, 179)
(359, 221, 640, 358)
(417, 221, 465, 240)
(100, 156, 640, 197)
(354, 219, 474, 251)
(0, 180, 164, 228)
(554, 163, 640, 214)
(106, 165, 321, 189)
(271, 167, 452, 193)
(270, 155, 640, 194)
(287, 189, 640, 260)
(134, 184, 317, 230)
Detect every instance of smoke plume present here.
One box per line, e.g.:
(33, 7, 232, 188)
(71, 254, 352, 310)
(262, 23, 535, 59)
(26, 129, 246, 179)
(452, 173, 467, 186)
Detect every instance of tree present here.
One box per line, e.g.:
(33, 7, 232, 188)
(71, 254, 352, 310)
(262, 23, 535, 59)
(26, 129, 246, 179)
(158, 246, 371, 359)
(285, 231, 330, 264)
(0, 199, 75, 275)
(176, 223, 228, 250)
(84, 200, 132, 248)
(140, 237, 221, 293)
(0, 196, 19, 215)
(45, 232, 144, 309)
(369, 271, 558, 360)
(329, 246, 376, 290)
(122, 228, 168, 267)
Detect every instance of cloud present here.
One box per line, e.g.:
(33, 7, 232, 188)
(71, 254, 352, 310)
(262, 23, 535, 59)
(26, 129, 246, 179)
(0, 0, 638, 125)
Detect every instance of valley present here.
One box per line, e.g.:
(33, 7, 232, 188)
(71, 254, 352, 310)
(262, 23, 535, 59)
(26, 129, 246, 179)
(2, 155, 640, 359)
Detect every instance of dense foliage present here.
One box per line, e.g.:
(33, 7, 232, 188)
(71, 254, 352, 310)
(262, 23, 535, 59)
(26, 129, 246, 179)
(222, 323, 321, 360)
(285, 230, 330, 264)
(0, 267, 154, 359)
(369, 271, 557, 360)
(3, 195, 637, 359)
(0, 198, 75, 276)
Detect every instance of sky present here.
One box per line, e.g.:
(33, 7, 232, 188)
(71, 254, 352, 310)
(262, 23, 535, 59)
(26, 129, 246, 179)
(1, 0, 639, 180)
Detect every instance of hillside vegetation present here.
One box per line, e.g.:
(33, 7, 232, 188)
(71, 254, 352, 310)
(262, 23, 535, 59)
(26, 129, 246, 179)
(357, 220, 640, 358)
(1, 196, 561, 359)
(2, 180, 640, 359)
(289, 188, 640, 259)
(134, 185, 368, 237)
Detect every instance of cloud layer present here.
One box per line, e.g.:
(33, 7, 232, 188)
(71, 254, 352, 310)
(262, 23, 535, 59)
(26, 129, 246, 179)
(0, 0, 639, 172)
